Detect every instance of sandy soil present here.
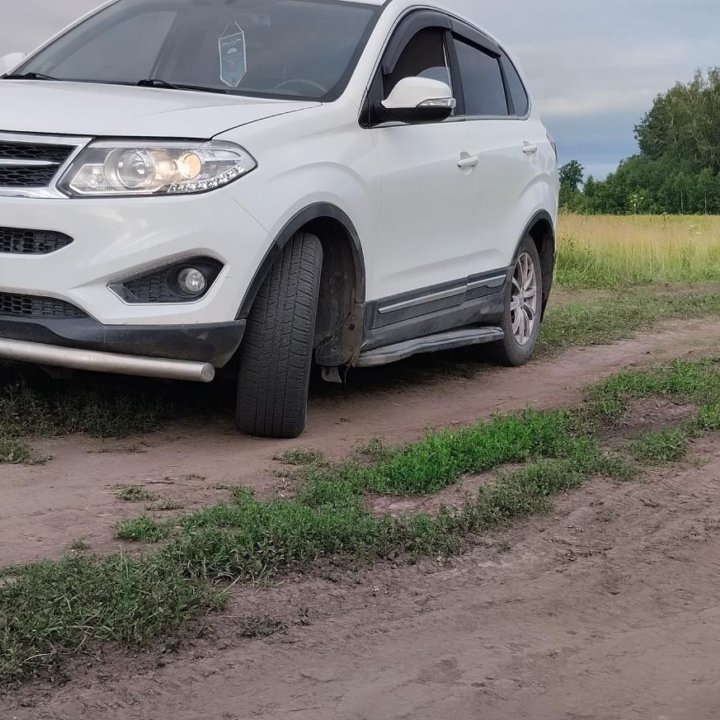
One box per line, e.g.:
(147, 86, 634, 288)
(1, 318, 720, 568)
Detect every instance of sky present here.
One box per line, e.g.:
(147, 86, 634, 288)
(0, 0, 717, 179)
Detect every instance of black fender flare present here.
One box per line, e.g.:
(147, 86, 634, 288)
(237, 203, 366, 319)
(513, 209, 556, 317)
(513, 209, 555, 259)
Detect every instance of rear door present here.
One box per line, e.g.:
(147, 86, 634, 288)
(449, 28, 544, 272)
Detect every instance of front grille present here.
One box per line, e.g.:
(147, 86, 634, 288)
(0, 140, 76, 188)
(0, 292, 86, 319)
(0, 227, 73, 255)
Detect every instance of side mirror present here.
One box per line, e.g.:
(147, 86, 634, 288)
(0, 53, 26, 76)
(379, 77, 456, 124)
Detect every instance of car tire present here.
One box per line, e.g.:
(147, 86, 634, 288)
(236, 232, 323, 439)
(488, 235, 543, 367)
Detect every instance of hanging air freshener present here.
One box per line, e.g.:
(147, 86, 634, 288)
(219, 20, 247, 88)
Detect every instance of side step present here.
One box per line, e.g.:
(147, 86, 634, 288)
(356, 326, 504, 368)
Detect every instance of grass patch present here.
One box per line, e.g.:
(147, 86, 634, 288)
(540, 290, 720, 355)
(277, 448, 325, 466)
(331, 410, 589, 496)
(0, 555, 216, 686)
(0, 435, 35, 465)
(114, 485, 155, 503)
(116, 517, 170, 543)
(557, 214, 720, 289)
(3, 357, 720, 686)
(630, 428, 689, 464)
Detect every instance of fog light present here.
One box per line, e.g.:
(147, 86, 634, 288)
(177, 267, 207, 295)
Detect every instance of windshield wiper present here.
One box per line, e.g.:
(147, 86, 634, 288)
(3, 72, 58, 81)
(137, 78, 229, 94)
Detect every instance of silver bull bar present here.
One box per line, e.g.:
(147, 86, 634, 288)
(0, 338, 215, 383)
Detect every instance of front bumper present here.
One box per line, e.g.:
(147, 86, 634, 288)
(0, 191, 269, 327)
(0, 315, 246, 367)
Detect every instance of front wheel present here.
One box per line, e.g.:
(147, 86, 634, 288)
(488, 236, 543, 367)
(235, 232, 323, 438)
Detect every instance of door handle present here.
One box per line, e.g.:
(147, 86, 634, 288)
(522, 142, 538, 155)
(457, 153, 480, 169)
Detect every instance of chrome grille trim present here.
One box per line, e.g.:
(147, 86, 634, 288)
(0, 132, 91, 199)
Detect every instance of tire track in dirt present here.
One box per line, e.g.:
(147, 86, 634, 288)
(1, 317, 719, 567)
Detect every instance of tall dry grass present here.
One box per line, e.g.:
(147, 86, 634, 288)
(557, 214, 720, 289)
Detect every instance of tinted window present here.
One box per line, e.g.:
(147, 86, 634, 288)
(454, 38, 508, 117)
(502, 56, 530, 115)
(384, 28, 452, 98)
(19, 0, 380, 101)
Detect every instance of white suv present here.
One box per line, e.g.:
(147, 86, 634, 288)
(0, 0, 558, 438)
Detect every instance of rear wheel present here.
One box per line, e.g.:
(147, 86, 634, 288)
(488, 236, 543, 367)
(236, 232, 323, 438)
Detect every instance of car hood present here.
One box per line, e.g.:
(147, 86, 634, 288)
(0, 81, 319, 138)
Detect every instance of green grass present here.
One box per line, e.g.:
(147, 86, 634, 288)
(539, 290, 720, 355)
(4, 357, 720, 686)
(116, 517, 171, 543)
(630, 429, 689, 463)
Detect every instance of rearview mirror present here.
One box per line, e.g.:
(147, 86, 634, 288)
(0, 53, 26, 76)
(379, 77, 456, 124)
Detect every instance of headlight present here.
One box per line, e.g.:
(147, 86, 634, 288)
(58, 140, 256, 197)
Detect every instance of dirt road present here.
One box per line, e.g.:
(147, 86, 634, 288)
(2, 318, 720, 568)
(5, 433, 720, 719)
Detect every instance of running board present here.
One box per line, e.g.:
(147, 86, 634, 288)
(356, 326, 504, 368)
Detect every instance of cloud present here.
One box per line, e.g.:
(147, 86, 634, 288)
(0, 0, 716, 178)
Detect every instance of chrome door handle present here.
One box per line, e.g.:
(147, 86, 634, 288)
(458, 154, 480, 169)
(522, 142, 538, 155)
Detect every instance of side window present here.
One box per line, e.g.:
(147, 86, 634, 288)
(453, 38, 508, 117)
(502, 56, 530, 116)
(383, 28, 452, 98)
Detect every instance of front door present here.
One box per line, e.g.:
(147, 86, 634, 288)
(369, 25, 483, 301)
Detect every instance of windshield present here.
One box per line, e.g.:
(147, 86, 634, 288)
(16, 0, 381, 101)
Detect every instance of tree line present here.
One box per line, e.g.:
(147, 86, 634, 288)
(560, 68, 720, 215)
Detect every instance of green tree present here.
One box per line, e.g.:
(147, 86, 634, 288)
(559, 160, 585, 210)
(572, 68, 720, 215)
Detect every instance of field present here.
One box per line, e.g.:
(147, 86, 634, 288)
(557, 213, 720, 288)
(2, 215, 720, 719)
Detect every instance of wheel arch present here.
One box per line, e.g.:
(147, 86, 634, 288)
(238, 203, 366, 367)
(516, 210, 556, 316)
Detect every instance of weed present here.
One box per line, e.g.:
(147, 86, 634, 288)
(0, 435, 34, 465)
(146, 500, 185, 513)
(277, 449, 325, 466)
(114, 485, 155, 503)
(116, 517, 170, 543)
(69, 539, 90, 553)
(630, 429, 690, 464)
(355, 437, 392, 462)
(235, 615, 287, 639)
